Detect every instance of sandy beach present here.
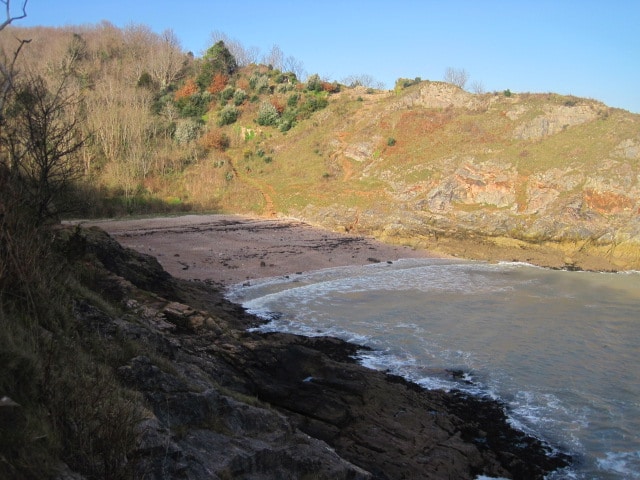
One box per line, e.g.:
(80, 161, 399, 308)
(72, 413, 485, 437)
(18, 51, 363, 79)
(82, 214, 440, 286)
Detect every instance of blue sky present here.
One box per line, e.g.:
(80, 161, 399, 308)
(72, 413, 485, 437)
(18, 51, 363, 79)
(16, 0, 640, 113)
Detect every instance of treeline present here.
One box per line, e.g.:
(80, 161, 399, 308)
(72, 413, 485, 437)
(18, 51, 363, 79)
(0, 22, 340, 217)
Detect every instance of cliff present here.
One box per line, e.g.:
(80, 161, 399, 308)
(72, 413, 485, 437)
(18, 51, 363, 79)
(49, 225, 570, 479)
(205, 82, 640, 271)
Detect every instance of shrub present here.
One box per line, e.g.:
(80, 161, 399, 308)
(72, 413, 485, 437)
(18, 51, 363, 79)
(218, 105, 239, 126)
(298, 94, 328, 119)
(199, 129, 230, 151)
(256, 101, 279, 126)
(207, 73, 228, 94)
(249, 73, 270, 94)
(503, 89, 512, 97)
(221, 85, 235, 101)
(306, 73, 322, 92)
(175, 91, 213, 118)
(233, 89, 247, 106)
(287, 93, 299, 107)
(137, 71, 154, 89)
(394, 77, 422, 90)
(174, 78, 198, 100)
(321, 81, 340, 93)
(174, 120, 201, 144)
(387, 137, 396, 146)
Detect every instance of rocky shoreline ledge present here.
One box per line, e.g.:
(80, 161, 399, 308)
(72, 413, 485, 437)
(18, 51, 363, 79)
(66, 223, 571, 479)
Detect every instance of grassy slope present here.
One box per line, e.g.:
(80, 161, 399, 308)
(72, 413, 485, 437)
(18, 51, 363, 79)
(161, 76, 640, 268)
(207, 82, 636, 212)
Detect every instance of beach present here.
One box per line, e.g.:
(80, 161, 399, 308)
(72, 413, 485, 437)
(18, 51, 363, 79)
(82, 214, 441, 286)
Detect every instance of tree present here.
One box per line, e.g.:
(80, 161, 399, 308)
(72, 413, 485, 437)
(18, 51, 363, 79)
(209, 30, 258, 67)
(470, 80, 485, 94)
(0, 0, 28, 113)
(1, 72, 84, 223)
(197, 41, 237, 90)
(149, 29, 184, 89)
(263, 44, 284, 70)
(87, 76, 153, 196)
(283, 55, 305, 81)
(444, 67, 469, 89)
(342, 73, 384, 90)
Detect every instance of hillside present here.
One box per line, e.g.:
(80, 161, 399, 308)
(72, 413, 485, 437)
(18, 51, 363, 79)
(2, 24, 638, 269)
(210, 83, 640, 270)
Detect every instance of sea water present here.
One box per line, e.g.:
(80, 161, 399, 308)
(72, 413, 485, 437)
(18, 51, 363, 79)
(226, 258, 640, 479)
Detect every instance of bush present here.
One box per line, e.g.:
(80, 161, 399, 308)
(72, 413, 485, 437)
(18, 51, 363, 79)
(387, 137, 396, 146)
(256, 101, 279, 126)
(218, 105, 239, 126)
(306, 73, 322, 92)
(207, 73, 229, 94)
(221, 85, 235, 101)
(394, 77, 422, 90)
(233, 88, 247, 106)
(174, 120, 201, 144)
(298, 94, 328, 119)
(287, 93, 299, 107)
(199, 129, 230, 151)
(249, 73, 270, 94)
(175, 91, 213, 118)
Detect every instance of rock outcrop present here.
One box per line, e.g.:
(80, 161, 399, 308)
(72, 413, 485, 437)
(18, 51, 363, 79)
(249, 84, 640, 271)
(64, 226, 571, 479)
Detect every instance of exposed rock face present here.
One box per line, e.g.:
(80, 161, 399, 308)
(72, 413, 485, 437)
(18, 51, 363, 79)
(261, 87, 640, 271)
(513, 104, 599, 140)
(395, 82, 481, 110)
(425, 159, 518, 212)
(67, 227, 571, 479)
(295, 147, 640, 270)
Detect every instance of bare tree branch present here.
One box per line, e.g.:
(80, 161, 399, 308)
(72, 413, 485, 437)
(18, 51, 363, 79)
(0, 0, 28, 31)
(444, 67, 469, 89)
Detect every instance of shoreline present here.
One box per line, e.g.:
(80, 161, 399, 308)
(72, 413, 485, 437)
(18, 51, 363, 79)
(71, 215, 571, 479)
(80, 213, 445, 286)
(75, 223, 572, 478)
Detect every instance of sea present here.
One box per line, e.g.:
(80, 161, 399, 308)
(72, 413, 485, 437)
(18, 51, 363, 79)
(226, 258, 640, 479)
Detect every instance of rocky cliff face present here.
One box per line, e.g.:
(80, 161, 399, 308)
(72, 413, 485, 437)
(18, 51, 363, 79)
(61, 226, 570, 479)
(280, 83, 640, 270)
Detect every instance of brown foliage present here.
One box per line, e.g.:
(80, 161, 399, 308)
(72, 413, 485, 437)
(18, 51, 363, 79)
(174, 78, 198, 100)
(321, 81, 340, 93)
(199, 129, 230, 151)
(207, 73, 228, 94)
(236, 77, 250, 92)
(271, 97, 285, 114)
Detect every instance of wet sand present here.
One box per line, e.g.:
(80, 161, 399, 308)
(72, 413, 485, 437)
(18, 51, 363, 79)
(81, 214, 441, 286)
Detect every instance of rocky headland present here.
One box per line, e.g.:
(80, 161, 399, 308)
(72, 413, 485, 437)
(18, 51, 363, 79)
(59, 223, 572, 479)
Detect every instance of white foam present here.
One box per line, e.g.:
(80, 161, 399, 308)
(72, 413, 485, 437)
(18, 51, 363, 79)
(596, 451, 640, 479)
(229, 257, 640, 480)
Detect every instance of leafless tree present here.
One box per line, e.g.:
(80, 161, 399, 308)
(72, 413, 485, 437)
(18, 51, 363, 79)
(2, 71, 84, 223)
(341, 73, 385, 90)
(0, 0, 28, 112)
(470, 80, 486, 94)
(0, 0, 26, 30)
(444, 67, 469, 89)
(283, 55, 305, 80)
(209, 30, 259, 66)
(151, 29, 184, 88)
(263, 44, 284, 71)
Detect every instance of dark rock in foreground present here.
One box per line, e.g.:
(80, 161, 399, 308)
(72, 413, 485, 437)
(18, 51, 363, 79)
(71, 226, 570, 479)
